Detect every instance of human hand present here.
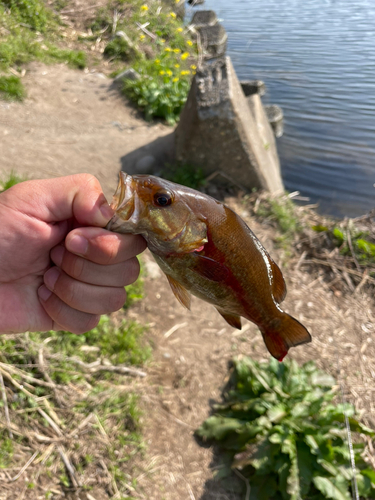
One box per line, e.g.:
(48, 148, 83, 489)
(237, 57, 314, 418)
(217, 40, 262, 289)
(0, 174, 146, 334)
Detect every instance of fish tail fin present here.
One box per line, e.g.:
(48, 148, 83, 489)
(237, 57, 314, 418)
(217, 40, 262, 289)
(261, 314, 311, 361)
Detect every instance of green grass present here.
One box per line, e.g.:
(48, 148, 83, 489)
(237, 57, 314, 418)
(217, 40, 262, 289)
(0, 170, 26, 190)
(162, 162, 206, 189)
(89, 0, 197, 123)
(0, 0, 87, 100)
(0, 313, 151, 493)
(0, 75, 25, 100)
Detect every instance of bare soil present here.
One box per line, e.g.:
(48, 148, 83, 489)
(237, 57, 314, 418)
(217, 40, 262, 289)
(1, 62, 374, 500)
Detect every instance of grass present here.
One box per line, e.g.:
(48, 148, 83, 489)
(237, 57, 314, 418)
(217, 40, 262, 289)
(0, 315, 150, 494)
(162, 162, 206, 189)
(0, 75, 25, 100)
(255, 194, 302, 254)
(0, 0, 196, 120)
(90, 0, 197, 123)
(0, 0, 87, 100)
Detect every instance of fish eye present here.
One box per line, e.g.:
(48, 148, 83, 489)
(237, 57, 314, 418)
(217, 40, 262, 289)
(154, 192, 173, 207)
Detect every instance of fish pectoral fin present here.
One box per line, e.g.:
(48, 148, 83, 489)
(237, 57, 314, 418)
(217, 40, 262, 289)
(216, 308, 242, 330)
(165, 274, 191, 310)
(262, 314, 312, 362)
(191, 254, 230, 282)
(268, 257, 287, 303)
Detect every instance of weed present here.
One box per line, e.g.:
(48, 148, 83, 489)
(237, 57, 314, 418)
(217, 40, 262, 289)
(0, 75, 25, 100)
(0, 170, 26, 191)
(312, 223, 375, 268)
(197, 357, 375, 500)
(0, 310, 150, 495)
(162, 162, 206, 189)
(0, 431, 14, 468)
(2, 0, 53, 32)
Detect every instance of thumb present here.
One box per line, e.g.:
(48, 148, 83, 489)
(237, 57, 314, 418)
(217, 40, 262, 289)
(3, 174, 114, 227)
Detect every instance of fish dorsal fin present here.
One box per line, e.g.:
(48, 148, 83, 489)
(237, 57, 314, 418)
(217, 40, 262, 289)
(216, 308, 242, 330)
(191, 254, 230, 282)
(268, 257, 287, 304)
(165, 274, 191, 310)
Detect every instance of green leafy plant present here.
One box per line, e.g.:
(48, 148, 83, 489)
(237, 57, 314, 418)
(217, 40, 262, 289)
(312, 223, 375, 267)
(196, 357, 375, 500)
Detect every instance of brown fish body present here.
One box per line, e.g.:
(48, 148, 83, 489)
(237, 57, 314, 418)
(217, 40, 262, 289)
(108, 173, 311, 360)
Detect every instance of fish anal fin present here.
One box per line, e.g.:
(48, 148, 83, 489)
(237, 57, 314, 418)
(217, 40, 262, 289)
(192, 254, 230, 282)
(262, 314, 311, 361)
(166, 275, 191, 310)
(216, 308, 242, 330)
(269, 257, 287, 303)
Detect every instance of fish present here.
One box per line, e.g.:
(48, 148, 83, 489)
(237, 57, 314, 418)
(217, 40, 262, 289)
(106, 172, 311, 361)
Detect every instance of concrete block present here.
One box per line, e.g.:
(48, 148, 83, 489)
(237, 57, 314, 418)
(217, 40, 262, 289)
(264, 104, 284, 138)
(241, 79, 266, 97)
(175, 56, 284, 194)
(191, 10, 218, 28)
(197, 24, 228, 59)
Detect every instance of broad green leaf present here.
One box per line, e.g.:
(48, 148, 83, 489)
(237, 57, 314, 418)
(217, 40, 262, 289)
(362, 468, 375, 484)
(310, 371, 336, 387)
(313, 476, 351, 500)
(356, 473, 375, 498)
(296, 441, 314, 497)
(290, 402, 309, 418)
(317, 458, 339, 476)
(304, 435, 320, 455)
(267, 404, 287, 423)
(196, 416, 244, 440)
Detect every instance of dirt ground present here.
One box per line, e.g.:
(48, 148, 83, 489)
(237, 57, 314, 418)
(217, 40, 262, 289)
(1, 63, 374, 500)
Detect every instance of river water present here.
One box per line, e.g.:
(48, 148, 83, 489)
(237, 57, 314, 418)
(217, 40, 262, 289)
(189, 0, 375, 217)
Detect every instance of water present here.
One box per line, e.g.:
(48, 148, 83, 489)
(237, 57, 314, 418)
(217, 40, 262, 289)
(189, 0, 375, 217)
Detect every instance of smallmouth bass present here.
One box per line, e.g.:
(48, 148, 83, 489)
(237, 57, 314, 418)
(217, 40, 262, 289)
(107, 172, 311, 360)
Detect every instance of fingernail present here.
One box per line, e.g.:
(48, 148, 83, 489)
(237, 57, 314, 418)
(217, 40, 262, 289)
(38, 285, 52, 302)
(100, 200, 115, 222)
(44, 267, 61, 290)
(67, 235, 88, 256)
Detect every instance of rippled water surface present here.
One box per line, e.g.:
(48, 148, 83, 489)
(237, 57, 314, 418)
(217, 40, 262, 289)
(191, 0, 375, 216)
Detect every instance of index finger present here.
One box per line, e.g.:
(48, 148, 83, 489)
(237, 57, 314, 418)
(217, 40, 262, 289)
(65, 227, 147, 265)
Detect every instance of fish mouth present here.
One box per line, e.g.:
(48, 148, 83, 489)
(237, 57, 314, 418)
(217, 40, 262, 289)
(106, 172, 137, 231)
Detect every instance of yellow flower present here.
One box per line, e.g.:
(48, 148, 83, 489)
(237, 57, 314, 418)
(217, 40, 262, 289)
(169, 12, 177, 18)
(166, 70, 173, 77)
(140, 5, 148, 11)
(164, 47, 172, 52)
(180, 70, 190, 76)
(187, 40, 193, 46)
(190, 64, 197, 70)
(159, 70, 165, 75)
(173, 48, 181, 53)
(177, 27, 183, 33)
(155, 59, 160, 64)
(181, 52, 189, 60)
(174, 63, 180, 68)
(173, 77, 179, 82)
(160, 39, 166, 43)
(175, 0, 179, 3)
(139, 34, 145, 40)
